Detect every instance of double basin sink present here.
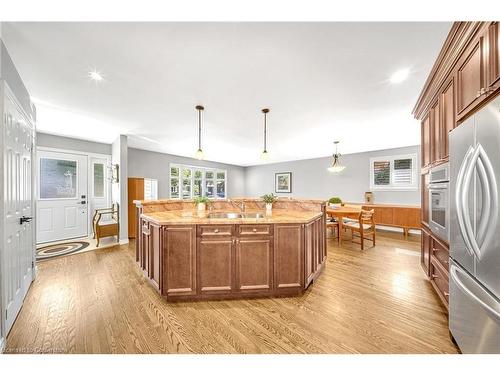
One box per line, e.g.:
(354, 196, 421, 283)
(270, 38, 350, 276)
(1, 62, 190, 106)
(207, 212, 266, 219)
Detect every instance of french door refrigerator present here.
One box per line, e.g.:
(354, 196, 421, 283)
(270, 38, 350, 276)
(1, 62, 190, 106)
(449, 95, 500, 353)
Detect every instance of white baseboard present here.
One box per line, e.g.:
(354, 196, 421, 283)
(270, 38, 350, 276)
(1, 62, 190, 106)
(119, 239, 129, 245)
(0, 336, 5, 354)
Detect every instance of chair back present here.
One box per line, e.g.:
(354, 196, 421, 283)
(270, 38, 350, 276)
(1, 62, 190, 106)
(358, 209, 375, 225)
(111, 202, 120, 222)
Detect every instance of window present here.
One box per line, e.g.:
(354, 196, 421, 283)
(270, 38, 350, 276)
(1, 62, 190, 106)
(144, 178, 158, 200)
(92, 163, 105, 198)
(169, 164, 227, 199)
(369, 154, 418, 190)
(40, 158, 78, 199)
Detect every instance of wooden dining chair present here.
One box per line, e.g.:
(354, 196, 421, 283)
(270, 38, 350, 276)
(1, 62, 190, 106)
(343, 209, 375, 250)
(326, 217, 340, 243)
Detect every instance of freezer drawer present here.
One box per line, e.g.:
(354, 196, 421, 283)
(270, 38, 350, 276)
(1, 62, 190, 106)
(450, 260, 500, 353)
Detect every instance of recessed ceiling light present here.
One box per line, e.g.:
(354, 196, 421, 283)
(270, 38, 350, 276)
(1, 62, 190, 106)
(88, 70, 104, 82)
(390, 68, 410, 84)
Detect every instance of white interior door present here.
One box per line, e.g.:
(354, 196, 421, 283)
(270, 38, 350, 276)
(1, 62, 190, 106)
(36, 150, 88, 244)
(3, 84, 35, 334)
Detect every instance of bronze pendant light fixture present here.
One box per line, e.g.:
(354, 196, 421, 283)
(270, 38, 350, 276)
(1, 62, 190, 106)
(327, 141, 346, 173)
(261, 108, 270, 160)
(195, 105, 204, 160)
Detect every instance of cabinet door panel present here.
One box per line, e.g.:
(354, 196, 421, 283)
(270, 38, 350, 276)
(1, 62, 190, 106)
(457, 36, 485, 116)
(441, 78, 455, 158)
(421, 227, 431, 277)
(149, 223, 161, 290)
(488, 22, 500, 88)
(421, 115, 431, 167)
(304, 221, 314, 286)
(163, 226, 197, 296)
(274, 224, 303, 289)
(431, 100, 441, 162)
(199, 238, 233, 293)
(236, 237, 272, 291)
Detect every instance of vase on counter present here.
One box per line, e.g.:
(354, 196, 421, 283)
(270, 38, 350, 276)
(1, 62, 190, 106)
(266, 203, 273, 213)
(197, 203, 206, 211)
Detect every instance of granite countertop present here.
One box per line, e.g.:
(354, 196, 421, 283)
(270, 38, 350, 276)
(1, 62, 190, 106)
(141, 209, 323, 225)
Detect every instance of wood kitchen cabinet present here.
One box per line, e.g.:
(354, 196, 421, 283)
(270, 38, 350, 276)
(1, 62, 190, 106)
(456, 32, 487, 119)
(421, 227, 431, 277)
(488, 22, 500, 90)
(149, 223, 162, 291)
(413, 22, 500, 312)
(274, 224, 304, 290)
(421, 114, 431, 167)
(163, 226, 197, 297)
(198, 234, 234, 295)
(235, 233, 273, 292)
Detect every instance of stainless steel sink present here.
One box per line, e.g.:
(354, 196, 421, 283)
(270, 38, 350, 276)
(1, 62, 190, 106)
(207, 212, 243, 219)
(207, 212, 266, 219)
(242, 212, 266, 219)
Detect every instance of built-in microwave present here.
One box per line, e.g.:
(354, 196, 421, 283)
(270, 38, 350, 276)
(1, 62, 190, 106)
(428, 163, 449, 242)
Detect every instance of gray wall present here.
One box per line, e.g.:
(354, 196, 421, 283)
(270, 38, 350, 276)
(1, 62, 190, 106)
(36, 132, 111, 155)
(245, 145, 421, 205)
(128, 147, 246, 199)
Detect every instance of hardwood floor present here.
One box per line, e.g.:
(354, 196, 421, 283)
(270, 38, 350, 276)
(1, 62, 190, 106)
(5, 231, 458, 354)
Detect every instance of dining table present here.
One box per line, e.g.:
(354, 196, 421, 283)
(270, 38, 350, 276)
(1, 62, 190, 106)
(325, 206, 362, 245)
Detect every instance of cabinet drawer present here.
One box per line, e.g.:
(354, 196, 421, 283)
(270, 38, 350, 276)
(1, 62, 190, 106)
(198, 225, 233, 237)
(430, 257, 449, 305)
(239, 224, 272, 236)
(432, 237, 450, 272)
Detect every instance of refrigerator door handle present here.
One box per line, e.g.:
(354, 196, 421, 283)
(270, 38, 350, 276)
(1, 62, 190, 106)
(461, 145, 484, 260)
(476, 144, 499, 253)
(451, 264, 500, 324)
(456, 146, 475, 257)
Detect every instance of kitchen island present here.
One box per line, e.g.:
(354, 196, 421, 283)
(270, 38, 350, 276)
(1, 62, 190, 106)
(134, 198, 327, 301)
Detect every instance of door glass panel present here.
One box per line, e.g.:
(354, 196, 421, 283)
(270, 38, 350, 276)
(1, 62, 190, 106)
(170, 167, 179, 178)
(93, 163, 105, 198)
(194, 170, 203, 179)
(170, 178, 179, 198)
(40, 158, 77, 199)
(182, 168, 192, 179)
(216, 171, 226, 180)
(205, 171, 214, 179)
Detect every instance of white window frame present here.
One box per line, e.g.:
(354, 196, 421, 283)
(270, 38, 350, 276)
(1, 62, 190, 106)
(169, 163, 227, 199)
(369, 153, 418, 191)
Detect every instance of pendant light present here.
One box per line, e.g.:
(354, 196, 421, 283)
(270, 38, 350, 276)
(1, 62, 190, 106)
(261, 108, 270, 160)
(195, 105, 204, 160)
(327, 141, 346, 173)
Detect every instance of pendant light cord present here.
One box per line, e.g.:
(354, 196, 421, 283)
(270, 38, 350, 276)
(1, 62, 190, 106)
(263, 111, 267, 152)
(198, 108, 202, 150)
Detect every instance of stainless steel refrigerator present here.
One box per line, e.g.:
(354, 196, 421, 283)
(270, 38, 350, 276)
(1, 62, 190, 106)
(449, 95, 500, 353)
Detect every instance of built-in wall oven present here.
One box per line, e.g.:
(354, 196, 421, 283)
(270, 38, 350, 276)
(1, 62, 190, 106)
(428, 163, 449, 242)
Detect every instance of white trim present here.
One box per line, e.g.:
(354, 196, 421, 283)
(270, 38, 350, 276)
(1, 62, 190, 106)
(119, 239, 129, 245)
(0, 336, 5, 353)
(37, 145, 110, 160)
(369, 153, 418, 191)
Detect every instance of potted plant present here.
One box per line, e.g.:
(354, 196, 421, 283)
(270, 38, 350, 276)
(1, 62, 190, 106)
(261, 193, 278, 212)
(194, 196, 211, 211)
(328, 197, 342, 209)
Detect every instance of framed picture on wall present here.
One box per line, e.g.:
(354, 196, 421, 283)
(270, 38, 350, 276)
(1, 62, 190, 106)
(275, 172, 292, 193)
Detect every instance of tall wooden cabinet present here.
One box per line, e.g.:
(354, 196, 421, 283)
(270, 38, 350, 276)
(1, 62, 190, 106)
(128, 177, 158, 238)
(413, 22, 500, 312)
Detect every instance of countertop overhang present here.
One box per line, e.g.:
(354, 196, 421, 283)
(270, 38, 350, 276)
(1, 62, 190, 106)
(141, 209, 323, 225)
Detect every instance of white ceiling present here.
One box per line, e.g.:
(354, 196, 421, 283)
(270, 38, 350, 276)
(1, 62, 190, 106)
(3, 22, 451, 166)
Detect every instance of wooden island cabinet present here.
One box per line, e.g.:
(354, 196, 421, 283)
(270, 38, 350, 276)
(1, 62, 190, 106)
(135, 198, 326, 302)
(413, 22, 500, 311)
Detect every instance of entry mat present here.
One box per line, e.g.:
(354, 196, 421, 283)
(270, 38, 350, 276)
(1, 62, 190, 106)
(36, 241, 90, 261)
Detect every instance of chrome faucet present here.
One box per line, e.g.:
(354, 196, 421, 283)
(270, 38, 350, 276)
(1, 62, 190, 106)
(238, 201, 246, 212)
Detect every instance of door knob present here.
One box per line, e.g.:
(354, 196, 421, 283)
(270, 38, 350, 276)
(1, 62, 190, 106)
(19, 216, 33, 224)
(81, 201, 86, 204)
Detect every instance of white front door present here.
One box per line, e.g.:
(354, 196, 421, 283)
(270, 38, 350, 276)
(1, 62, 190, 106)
(36, 150, 88, 244)
(2, 84, 35, 334)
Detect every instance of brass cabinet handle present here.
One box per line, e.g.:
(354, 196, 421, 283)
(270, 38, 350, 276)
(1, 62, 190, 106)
(252, 228, 257, 232)
(444, 292, 450, 297)
(214, 229, 219, 233)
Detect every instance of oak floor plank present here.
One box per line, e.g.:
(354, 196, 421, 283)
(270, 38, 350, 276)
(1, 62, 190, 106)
(6, 231, 459, 354)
